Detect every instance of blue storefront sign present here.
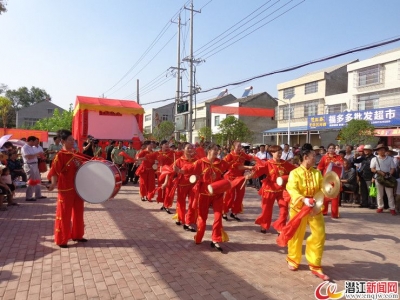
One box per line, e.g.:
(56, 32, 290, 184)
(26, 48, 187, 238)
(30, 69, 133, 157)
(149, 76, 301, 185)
(307, 106, 400, 130)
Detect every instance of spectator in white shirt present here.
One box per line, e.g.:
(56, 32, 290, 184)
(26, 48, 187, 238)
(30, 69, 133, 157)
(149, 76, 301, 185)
(281, 144, 293, 161)
(256, 145, 271, 160)
(21, 136, 46, 201)
(370, 144, 396, 215)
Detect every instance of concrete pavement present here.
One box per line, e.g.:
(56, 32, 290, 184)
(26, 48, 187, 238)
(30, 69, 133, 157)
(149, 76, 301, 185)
(0, 181, 399, 300)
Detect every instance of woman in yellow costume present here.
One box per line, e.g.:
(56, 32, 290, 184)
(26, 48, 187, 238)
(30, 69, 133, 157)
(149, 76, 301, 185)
(285, 143, 330, 281)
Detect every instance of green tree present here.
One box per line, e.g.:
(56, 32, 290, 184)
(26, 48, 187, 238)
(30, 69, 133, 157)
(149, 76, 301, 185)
(6, 86, 51, 110)
(179, 133, 187, 142)
(0, 96, 12, 128)
(0, 83, 8, 94)
(0, 1, 7, 15)
(32, 105, 73, 131)
(153, 121, 175, 142)
(198, 126, 212, 141)
(339, 119, 377, 146)
(214, 116, 253, 147)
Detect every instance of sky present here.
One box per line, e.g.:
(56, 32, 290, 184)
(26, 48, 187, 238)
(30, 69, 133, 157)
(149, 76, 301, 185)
(1, 0, 400, 111)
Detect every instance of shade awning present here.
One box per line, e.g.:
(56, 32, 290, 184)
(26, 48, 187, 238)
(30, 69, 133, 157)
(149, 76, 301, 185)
(73, 96, 144, 116)
(263, 126, 308, 134)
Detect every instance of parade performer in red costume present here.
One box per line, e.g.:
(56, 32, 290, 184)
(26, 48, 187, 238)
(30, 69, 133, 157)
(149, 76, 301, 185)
(145, 140, 176, 212)
(317, 143, 343, 218)
(176, 143, 230, 252)
(222, 141, 254, 221)
(136, 141, 157, 202)
(247, 145, 296, 233)
(174, 143, 197, 231)
(47, 129, 87, 248)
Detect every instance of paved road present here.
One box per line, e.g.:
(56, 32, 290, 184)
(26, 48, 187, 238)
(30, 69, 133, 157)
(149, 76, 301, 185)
(0, 181, 399, 300)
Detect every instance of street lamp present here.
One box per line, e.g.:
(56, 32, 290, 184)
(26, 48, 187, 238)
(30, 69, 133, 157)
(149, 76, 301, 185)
(275, 95, 294, 146)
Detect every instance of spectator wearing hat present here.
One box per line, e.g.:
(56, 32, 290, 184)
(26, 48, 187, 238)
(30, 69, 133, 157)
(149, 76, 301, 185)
(370, 144, 397, 215)
(354, 145, 376, 208)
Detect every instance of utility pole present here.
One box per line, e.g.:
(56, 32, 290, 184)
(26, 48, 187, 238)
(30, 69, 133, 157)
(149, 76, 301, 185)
(136, 79, 140, 104)
(185, 0, 200, 143)
(171, 13, 184, 141)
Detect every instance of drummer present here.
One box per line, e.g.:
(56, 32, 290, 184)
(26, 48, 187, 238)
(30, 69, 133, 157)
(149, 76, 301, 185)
(247, 145, 296, 234)
(136, 141, 157, 202)
(146, 140, 177, 212)
(174, 143, 197, 232)
(48, 129, 88, 248)
(222, 141, 255, 221)
(317, 143, 343, 218)
(176, 143, 230, 252)
(285, 143, 329, 281)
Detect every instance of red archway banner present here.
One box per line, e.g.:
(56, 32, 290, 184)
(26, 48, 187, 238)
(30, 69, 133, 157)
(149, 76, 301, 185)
(210, 105, 275, 117)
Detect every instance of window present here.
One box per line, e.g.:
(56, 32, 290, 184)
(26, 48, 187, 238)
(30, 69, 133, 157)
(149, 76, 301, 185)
(194, 118, 206, 129)
(215, 115, 220, 126)
(47, 108, 54, 114)
(162, 115, 168, 121)
(281, 106, 293, 120)
(24, 118, 40, 127)
(144, 126, 151, 133)
(145, 114, 151, 121)
(283, 87, 294, 99)
(305, 81, 318, 94)
(304, 101, 318, 117)
(358, 94, 379, 110)
(358, 65, 381, 87)
(327, 104, 345, 114)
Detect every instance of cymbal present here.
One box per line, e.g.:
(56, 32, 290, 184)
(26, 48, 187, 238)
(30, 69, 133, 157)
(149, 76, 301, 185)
(311, 190, 324, 216)
(321, 171, 340, 199)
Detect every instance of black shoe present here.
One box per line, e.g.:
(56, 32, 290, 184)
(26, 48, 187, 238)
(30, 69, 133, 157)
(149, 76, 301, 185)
(73, 238, 88, 242)
(211, 242, 223, 252)
(59, 244, 68, 248)
(25, 198, 36, 201)
(183, 225, 196, 232)
(230, 213, 241, 221)
(141, 197, 146, 201)
(260, 228, 267, 234)
(175, 221, 182, 226)
(38, 196, 47, 199)
(222, 214, 228, 221)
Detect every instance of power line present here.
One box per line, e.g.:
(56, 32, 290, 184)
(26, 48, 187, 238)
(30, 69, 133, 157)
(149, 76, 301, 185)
(102, 0, 192, 97)
(194, 0, 275, 56)
(112, 32, 177, 98)
(140, 76, 175, 97)
(201, 0, 304, 60)
(138, 36, 400, 106)
(140, 70, 169, 91)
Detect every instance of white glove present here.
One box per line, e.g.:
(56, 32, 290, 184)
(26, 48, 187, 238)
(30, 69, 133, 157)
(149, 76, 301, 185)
(303, 198, 315, 207)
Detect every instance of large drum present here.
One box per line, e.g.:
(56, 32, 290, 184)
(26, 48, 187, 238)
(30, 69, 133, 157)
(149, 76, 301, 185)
(75, 160, 122, 204)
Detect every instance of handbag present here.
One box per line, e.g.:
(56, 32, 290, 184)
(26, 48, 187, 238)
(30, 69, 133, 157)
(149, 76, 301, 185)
(375, 158, 397, 188)
(376, 174, 397, 188)
(369, 183, 377, 197)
